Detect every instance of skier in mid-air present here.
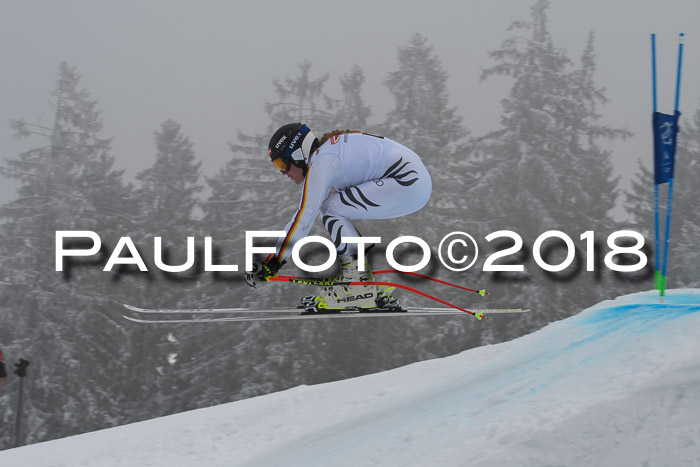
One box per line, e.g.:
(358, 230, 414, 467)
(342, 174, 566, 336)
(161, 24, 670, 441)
(244, 123, 432, 312)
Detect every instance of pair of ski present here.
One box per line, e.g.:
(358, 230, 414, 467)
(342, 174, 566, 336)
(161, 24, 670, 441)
(123, 270, 530, 324)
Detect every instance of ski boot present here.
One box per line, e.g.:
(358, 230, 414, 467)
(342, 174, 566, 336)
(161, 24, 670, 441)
(300, 254, 403, 314)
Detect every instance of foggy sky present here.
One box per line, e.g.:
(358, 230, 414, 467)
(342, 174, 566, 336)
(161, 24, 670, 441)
(2, 0, 699, 210)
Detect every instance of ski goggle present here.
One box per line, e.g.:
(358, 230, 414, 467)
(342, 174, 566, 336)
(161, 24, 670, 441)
(271, 156, 290, 173)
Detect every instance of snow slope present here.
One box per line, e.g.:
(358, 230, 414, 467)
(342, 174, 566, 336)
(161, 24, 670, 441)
(2, 290, 699, 467)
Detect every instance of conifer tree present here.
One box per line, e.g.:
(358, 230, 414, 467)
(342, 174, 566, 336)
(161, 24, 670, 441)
(469, 0, 629, 330)
(330, 65, 372, 129)
(382, 33, 466, 160)
(264, 60, 333, 133)
(123, 120, 205, 417)
(474, 2, 628, 234)
(0, 62, 135, 444)
(373, 34, 471, 278)
(136, 120, 203, 237)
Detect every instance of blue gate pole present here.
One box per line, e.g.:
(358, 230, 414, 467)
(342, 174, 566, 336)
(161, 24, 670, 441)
(659, 33, 685, 297)
(651, 34, 662, 291)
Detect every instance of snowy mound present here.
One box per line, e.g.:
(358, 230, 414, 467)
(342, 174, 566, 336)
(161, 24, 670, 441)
(2, 290, 699, 467)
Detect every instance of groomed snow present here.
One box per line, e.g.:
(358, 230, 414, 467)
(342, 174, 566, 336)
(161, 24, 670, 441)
(2, 289, 699, 467)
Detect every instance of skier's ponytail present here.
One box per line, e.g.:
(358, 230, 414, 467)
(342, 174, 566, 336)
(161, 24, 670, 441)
(317, 129, 363, 147)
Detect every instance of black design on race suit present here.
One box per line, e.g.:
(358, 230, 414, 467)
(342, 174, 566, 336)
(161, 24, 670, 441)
(322, 215, 348, 255)
(381, 157, 419, 187)
(338, 186, 381, 211)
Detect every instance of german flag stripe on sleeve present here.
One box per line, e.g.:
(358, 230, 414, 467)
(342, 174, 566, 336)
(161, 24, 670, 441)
(278, 173, 310, 261)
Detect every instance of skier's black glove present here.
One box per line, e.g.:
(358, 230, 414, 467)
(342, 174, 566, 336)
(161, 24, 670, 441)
(245, 254, 283, 289)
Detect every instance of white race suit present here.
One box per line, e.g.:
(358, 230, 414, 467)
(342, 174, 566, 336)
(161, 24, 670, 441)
(275, 132, 432, 262)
